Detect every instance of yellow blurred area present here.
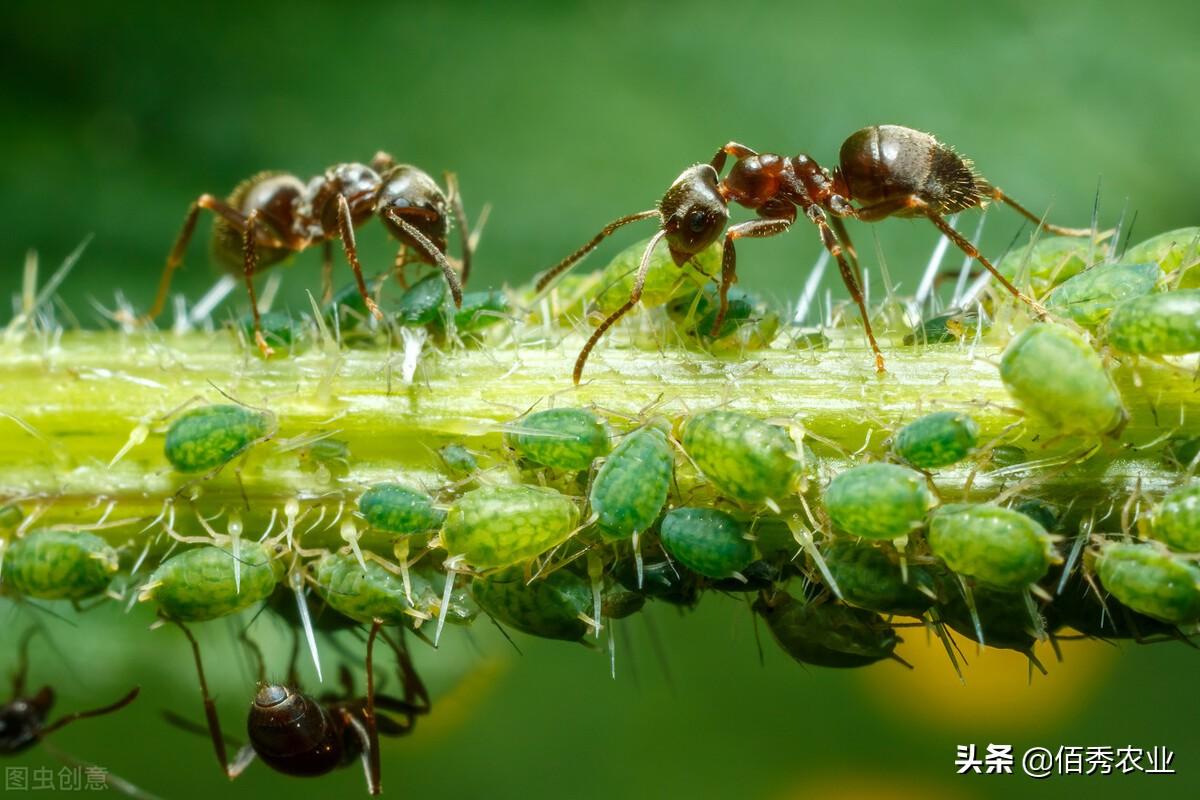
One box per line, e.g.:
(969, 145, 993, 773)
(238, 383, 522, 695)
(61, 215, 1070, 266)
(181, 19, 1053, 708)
(778, 773, 971, 800)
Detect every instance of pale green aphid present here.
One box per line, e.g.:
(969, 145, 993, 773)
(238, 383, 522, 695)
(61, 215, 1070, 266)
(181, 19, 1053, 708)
(1105, 290, 1200, 356)
(659, 507, 754, 579)
(1149, 484, 1200, 553)
(358, 483, 445, 535)
(142, 542, 282, 621)
(505, 407, 610, 471)
(439, 444, 479, 477)
(164, 403, 274, 473)
(592, 235, 717, 315)
(824, 463, 934, 540)
(1124, 226, 1200, 287)
(470, 566, 592, 642)
(681, 410, 802, 505)
(891, 410, 979, 469)
(395, 272, 448, 325)
(441, 484, 580, 569)
(1096, 542, 1200, 624)
(0, 504, 23, 530)
(999, 323, 1126, 436)
(589, 426, 673, 539)
(3, 530, 118, 600)
(1046, 262, 1161, 328)
(314, 551, 430, 625)
(928, 504, 1057, 589)
(998, 235, 1102, 295)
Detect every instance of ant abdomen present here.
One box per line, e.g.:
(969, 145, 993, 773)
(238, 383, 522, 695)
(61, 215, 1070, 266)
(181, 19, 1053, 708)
(212, 172, 304, 270)
(838, 124, 983, 215)
(247, 684, 347, 777)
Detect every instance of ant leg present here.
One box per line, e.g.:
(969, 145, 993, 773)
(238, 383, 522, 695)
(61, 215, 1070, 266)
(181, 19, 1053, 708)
(364, 620, 384, 795)
(808, 207, 886, 372)
(380, 628, 431, 714)
(371, 151, 397, 175)
(171, 620, 234, 778)
(710, 141, 759, 172)
(240, 211, 274, 357)
(573, 228, 665, 384)
(444, 172, 473, 287)
(238, 629, 266, 684)
(336, 195, 385, 321)
(393, 245, 411, 288)
(535, 209, 659, 292)
(11, 628, 37, 696)
(827, 214, 863, 285)
(710, 217, 792, 336)
(384, 208, 465, 307)
(321, 240, 334, 304)
(983, 185, 1099, 237)
(40, 687, 139, 737)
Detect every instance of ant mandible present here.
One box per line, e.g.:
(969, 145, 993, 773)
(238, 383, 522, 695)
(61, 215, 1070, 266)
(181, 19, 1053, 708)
(146, 152, 473, 356)
(170, 618, 428, 795)
(538, 124, 1095, 382)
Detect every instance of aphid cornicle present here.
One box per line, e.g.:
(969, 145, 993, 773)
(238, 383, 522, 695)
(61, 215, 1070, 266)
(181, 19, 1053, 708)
(358, 483, 445, 536)
(146, 153, 474, 356)
(2, 530, 119, 601)
(441, 484, 580, 569)
(659, 507, 754, 579)
(824, 463, 934, 540)
(505, 407, 610, 471)
(470, 566, 593, 642)
(1105, 289, 1200, 356)
(164, 403, 275, 473)
(928, 504, 1057, 589)
(680, 410, 803, 506)
(1096, 542, 1200, 624)
(891, 410, 979, 469)
(539, 124, 1094, 381)
(589, 425, 673, 540)
(141, 542, 282, 621)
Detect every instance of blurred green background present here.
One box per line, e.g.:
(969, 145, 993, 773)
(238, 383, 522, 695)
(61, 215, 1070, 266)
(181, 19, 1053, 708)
(2, 0, 1199, 797)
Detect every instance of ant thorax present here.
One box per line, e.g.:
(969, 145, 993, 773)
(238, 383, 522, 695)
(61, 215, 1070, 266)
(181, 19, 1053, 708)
(303, 163, 382, 234)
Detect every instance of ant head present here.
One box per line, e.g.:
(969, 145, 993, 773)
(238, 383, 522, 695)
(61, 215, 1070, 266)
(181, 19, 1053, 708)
(377, 165, 450, 259)
(307, 163, 382, 235)
(658, 164, 729, 264)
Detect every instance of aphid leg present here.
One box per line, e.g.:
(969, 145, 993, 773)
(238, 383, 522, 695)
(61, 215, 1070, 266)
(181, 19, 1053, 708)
(534, 209, 659, 293)
(335, 194, 384, 321)
(574, 229, 665, 383)
(984, 185, 1100, 238)
(808, 206, 885, 371)
(444, 172, 473, 287)
(171, 620, 234, 777)
(321, 240, 334, 304)
(384, 208, 464, 307)
(240, 210, 274, 357)
(710, 216, 792, 337)
(632, 531, 644, 590)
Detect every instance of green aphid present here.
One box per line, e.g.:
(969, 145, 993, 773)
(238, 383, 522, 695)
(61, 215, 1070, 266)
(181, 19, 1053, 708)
(0, 504, 23, 530)
(238, 310, 303, 355)
(470, 566, 592, 642)
(322, 279, 374, 331)
(1164, 435, 1200, 468)
(589, 426, 673, 539)
(659, 507, 754, 579)
(938, 585, 1042, 654)
(314, 551, 428, 625)
(614, 548, 701, 608)
(164, 404, 274, 473)
(824, 463, 934, 540)
(600, 585, 646, 619)
(821, 540, 936, 618)
(592, 236, 716, 316)
(1149, 484, 1200, 553)
(902, 309, 989, 346)
(3, 530, 118, 600)
(436, 289, 509, 333)
(1105, 289, 1200, 356)
(142, 542, 282, 621)
(1045, 262, 1160, 328)
(296, 437, 351, 478)
(358, 483, 445, 536)
(395, 272, 447, 325)
(1013, 499, 1060, 532)
(666, 285, 778, 351)
(928, 504, 1057, 589)
(998, 235, 1101, 295)
(438, 444, 479, 477)
(442, 484, 580, 569)
(681, 410, 802, 505)
(988, 444, 1028, 469)
(999, 323, 1126, 437)
(790, 328, 831, 350)
(891, 410, 979, 469)
(754, 594, 898, 669)
(413, 564, 480, 626)
(505, 407, 610, 471)
(1124, 227, 1200, 287)
(1096, 542, 1200, 624)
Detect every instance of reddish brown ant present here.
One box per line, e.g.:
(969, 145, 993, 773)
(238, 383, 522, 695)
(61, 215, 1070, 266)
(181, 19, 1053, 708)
(169, 619, 427, 795)
(539, 124, 1096, 382)
(147, 152, 473, 356)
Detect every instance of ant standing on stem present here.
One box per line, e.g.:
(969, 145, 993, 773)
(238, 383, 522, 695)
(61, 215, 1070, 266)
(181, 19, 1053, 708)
(146, 152, 474, 356)
(538, 124, 1096, 382)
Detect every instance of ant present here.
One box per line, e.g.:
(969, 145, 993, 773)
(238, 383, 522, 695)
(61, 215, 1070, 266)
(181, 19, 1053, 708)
(169, 618, 428, 795)
(538, 124, 1095, 382)
(146, 152, 474, 356)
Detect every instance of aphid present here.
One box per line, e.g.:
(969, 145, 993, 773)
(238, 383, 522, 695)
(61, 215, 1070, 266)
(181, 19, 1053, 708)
(1149, 484, 1200, 553)
(441, 484, 580, 569)
(438, 444, 479, 478)
(754, 593, 899, 669)
(659, 507, 754, 579)
(1012, 499, 1060, 532)
(540, 125, 1092, 381)
(902, 308, 988, 346)
(394, 272, 451, 326)
(680, 410, 803, 506)
(600, 585, 647, 619)
(147, 154, 473, 356)
(2, 530, 118, 600)
(358, 483, 445, 536)
(164, 403, 276, 473)
(928, 503, 1057, 589)
(891, 410, 979, 469)
(1105, 289, 1200, 356)
(996, 234, 1101, 295)
(1164, 435, 1200, 469)
(470, 566, 593, 642)
(706, 559, 783, 593)
(505, 407, 610, 471)
(295, 437, 351, 480)
(821, 540, 936, 618)
(140, 542, 282, 621)
(613, 545, 702, 608)
(1045, 262, 1160, 328)
(314, 551, 430, 626)
(433, 289, 510, 335)
(0, 505, 22, 530)
(666, 285, 780, 352)
(824, 463, 934, 540)
(1096, 542, 1200, 624)
(999, 322, 1126, 437)
(937, 584, 1045, 661)
(415, 564, 480, 627)
(236, 310, 304, 355)
(1124, 226, 1200, 285)
(589, 425, 673, 539)
(584, 234, 716, 317)
(1049, 571, 1177, 641)
(172, 619, 427, 795)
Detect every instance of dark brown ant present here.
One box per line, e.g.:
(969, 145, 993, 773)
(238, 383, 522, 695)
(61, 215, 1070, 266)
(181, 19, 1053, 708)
(147, 152, 473, 356)
(169, 619, 427, 795)
(539, 124, 1096, 382)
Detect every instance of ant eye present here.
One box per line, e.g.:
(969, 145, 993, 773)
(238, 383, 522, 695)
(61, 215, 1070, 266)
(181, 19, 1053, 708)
(687, 211, 709, 233)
